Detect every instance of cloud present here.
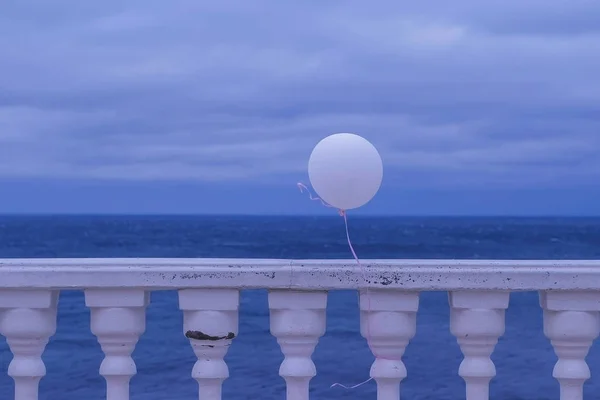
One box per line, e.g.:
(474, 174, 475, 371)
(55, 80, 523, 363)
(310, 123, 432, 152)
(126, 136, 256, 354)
(0, 0, 599, 188)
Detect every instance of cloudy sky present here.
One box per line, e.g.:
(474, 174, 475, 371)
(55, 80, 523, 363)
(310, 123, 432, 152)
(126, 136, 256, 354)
(1, 0, 599, 215)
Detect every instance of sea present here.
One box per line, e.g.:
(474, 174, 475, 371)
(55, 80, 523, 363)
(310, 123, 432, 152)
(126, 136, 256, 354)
(1, 215, 600, 400)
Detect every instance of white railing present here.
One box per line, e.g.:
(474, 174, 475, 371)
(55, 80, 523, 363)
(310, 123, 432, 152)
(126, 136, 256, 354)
(1, 258, 600, 400)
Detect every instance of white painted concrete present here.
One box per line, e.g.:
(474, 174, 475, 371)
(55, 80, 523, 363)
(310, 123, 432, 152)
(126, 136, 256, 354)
(1, 258, 600, 400)
(1, 258, 600, 290)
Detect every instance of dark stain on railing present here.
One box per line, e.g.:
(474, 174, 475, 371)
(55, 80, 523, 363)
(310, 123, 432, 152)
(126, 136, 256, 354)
(185, 330, 236, 341)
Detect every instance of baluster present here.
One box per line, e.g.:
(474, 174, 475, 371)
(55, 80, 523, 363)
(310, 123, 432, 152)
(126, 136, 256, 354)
(449, 290, 510, 400)
(0, 289, 58, 400)
(179, 288, 239, 400)
(540, 291, 600, 400)
(85, 288, 149, 400)
(269, 290, 327, 400)
(360, 290, 419, 400)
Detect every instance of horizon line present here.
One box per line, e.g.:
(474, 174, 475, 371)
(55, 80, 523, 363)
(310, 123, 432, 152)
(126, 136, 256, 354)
(0, 213, 599, 218)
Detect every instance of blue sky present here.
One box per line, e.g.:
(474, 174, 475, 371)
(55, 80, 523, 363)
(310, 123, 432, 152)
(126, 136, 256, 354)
(0, 1, 599, 215)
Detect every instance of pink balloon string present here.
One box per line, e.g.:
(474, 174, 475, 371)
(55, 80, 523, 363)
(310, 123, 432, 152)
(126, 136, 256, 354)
(297, 182, 392, 391)
(296, 183, 341, 214)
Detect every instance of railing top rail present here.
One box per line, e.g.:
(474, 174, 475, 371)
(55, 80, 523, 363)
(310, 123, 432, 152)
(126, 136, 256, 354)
(0, 258, 599, 290)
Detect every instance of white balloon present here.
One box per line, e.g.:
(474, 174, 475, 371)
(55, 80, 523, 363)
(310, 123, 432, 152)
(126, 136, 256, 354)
(308, 133, 383, 210)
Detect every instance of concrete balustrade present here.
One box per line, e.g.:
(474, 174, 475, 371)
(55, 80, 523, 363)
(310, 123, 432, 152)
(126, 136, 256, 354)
(1, 258, 600, 400)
